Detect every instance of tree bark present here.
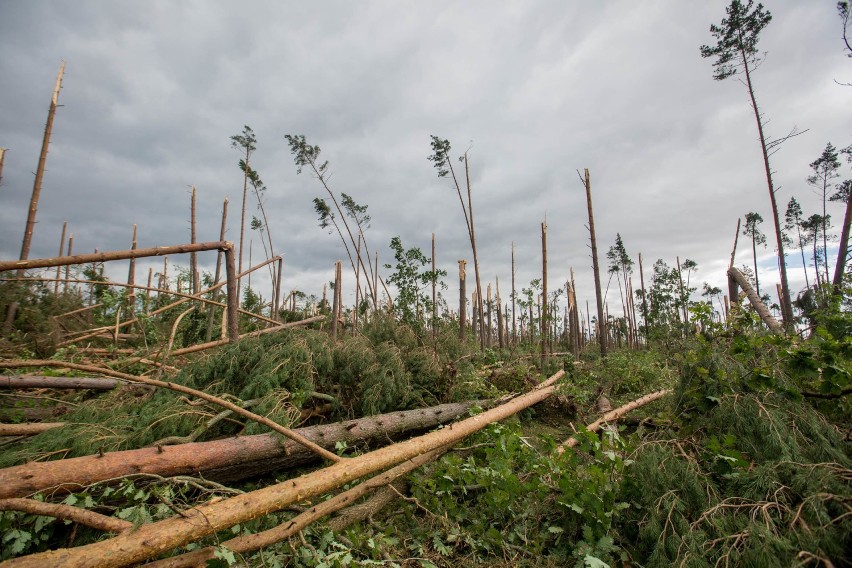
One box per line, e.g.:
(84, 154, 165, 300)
(0, 422, 64, 436)
(541, 222, 548, 365)
(0, 400, 485, 500)
(0, 375, 124, 390)
(832, 188, 852, 292)
(740, 46, 794, 328)
(728, 267, 784, 334)
(458, 260, 467, 340)
(4, 372, 562, 567)
(19, 62, 65, 269)
(582, 169, 606, 358)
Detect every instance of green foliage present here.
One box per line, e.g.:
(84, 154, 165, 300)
(618, 393, 851, 567)
(384, 236, 446, 328)
(370, 420, 634, 565)
(700, 0, 772, 81)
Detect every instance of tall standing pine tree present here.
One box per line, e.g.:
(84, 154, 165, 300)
(701, 1, 794, 328)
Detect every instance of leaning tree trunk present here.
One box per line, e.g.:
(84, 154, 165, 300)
(741, 50, 794, 328)
(832, 188, 852, 293)
(728, 267, 783, 335)
(5, 372, 563, 567)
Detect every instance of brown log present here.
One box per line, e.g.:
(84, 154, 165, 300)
(0, 375, 122, 390)
(0, 422, 64, 436)
(727, 267, 784, 335)
(556, 389, 671, 453)
(4, 371, 564, 567)
(0, 400, 486, 499)
(0, 359, 340, 464)
(0, 498, 131, 533)
(148, 447, 447, 568)
(0, 241, 231, 273)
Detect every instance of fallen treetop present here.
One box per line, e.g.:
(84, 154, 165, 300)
(2, 370, 564, 567)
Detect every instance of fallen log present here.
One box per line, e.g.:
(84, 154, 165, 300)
(556, 388, 671, 453)
(4, 371, 564, 567)
(0, 375, 122, 390)
(0, 400, 487, 499)
(0, 423, 64, 437)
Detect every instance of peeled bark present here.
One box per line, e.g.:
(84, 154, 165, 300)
(5, 372, 563, 567)
(727, 267, 784, 335)
(0, 400, 486, 499)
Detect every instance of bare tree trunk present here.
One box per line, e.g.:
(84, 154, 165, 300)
(0, 147, 6, 188)
(728, 267, 783, 334)
(458, 260, 467, 340)
(126, 225, 137, 316)
(511, 242, 517, 347)
(833, 188, 852, 292)
(53, 221, 67, 294)
(496, 276, 504, 348)
(677, 256, 689, 326)
(582, 169, 606, 358)
(432, 232, 437, 336)
(189, 187, 198, 294)
(205, 199, 228, 341)
(541, 222, 548, 365)
(331, 261, 341, 341)
(19, 62, 65, 270)
(64, 234, 73, 294)
(740, 49, 794, 328)
(485, 284, 492, 347)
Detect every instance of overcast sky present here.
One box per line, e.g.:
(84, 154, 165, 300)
(1, 1, 849, 320)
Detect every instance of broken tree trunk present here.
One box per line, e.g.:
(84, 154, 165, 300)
(727, 267, 784, 335)
(557, 389, 671, 453)
(5, 371, 564, 567)
(0, 375, 125, 390)
(581, 168, 607, 358)
(0, 400, 486, 499)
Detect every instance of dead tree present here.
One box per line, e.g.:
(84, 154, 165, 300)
(580, 168, 607, 358)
